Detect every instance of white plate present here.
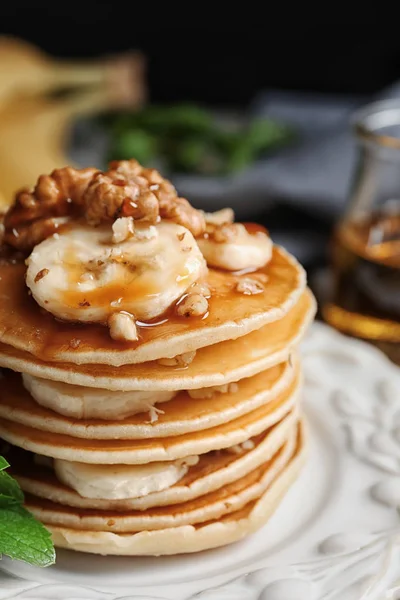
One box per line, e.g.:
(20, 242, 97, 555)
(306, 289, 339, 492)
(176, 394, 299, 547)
(1, 322, 400, 600)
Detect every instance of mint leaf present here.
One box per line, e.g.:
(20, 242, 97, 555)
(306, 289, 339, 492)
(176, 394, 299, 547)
(0, 469, 24, 503)
(0, 456, 9, 470)
(0, 504, 55, 567)
(0, 456, 55, 567)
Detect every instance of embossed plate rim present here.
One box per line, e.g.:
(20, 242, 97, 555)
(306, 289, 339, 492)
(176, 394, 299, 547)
(1, 322, 400, 600)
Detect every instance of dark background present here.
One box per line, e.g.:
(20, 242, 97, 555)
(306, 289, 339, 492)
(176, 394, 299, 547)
(2, 16, 399, 273)
(1, 12, 400, 104)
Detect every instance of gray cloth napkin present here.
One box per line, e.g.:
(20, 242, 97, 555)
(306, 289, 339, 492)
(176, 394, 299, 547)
(70, 85, 399, 237)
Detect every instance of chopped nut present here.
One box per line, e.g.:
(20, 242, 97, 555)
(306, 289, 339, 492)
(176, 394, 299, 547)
(34, 268, 49, 283)
(158, 351, 196, 367)
(176, 294, 209, 318)
(235, 278, 264, 295)
(177, 232, 186, 241)
(203, 207, 234, 226)
(190, 282, 211, 297)
(108, 311, 139, 342)
(112, 217, 135, 244)
(69, 338, 81, 349)
(210, 222, 244, 243)
(78, 300, 91, 307)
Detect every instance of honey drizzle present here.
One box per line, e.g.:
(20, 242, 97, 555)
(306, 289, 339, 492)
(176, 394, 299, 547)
(0, 230, 286, 362)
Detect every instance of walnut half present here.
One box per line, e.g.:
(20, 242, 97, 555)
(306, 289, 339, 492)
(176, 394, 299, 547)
(2, 160, 206, 252)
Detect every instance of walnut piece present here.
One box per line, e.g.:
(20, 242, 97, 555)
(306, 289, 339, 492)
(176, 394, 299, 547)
(157, 351, 196, 367)
(83, 172, 159, 226)
(176, 293, 209, 318)
(210, 222, 245, 243)
(112, 217, 135, 244)
(235, 278, 264, 295)
(108, 311, 139, 342)
(2, 160, 206, 252)
(203, 207, 234, 226)
(190, 282, 211, 297)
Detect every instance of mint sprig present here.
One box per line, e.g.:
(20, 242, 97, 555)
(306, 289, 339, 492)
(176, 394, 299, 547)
(0, 456, 55, 567)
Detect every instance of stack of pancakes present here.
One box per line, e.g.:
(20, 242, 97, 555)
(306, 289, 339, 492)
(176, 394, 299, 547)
(0, 243, 315, 555)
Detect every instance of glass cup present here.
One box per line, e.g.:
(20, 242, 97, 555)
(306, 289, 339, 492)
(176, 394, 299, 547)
(323, 99, 400, 364)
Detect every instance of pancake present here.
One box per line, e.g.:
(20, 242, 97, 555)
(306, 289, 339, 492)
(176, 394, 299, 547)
(24, 426, 298, 532)
(47, 423, 306, 555)
(0, 289, 315, 391)
(0, 359, 298, 439)
(0, 372, 301, 463)
(12, 411, 297, 511)
(0, 246, 305, 366)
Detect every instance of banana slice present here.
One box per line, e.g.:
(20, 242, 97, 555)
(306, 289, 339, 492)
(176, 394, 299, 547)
(26, 221, 207, 323)
(198, 223, 272, 271)
(53, 456, 199, 500)
(22, 374, 175, 421)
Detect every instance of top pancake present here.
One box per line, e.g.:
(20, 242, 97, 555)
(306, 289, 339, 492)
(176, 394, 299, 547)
(0, 246, 305, 366)
(0, 289, 315, 390)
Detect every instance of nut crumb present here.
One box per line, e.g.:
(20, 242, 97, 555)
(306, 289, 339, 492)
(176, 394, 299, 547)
(235, 278, 264, 295)
(34, 268, 49, 283)
(190, 282, 211, 297)
(181, 246, 192, 253)
(69, 338, 81, 349)
(176, 294, 208, 318)
(158, 351, 196, 367)
(210, 222, 244, 243)
(78, 300, 90, 307)
(177, 232, 186, 241)
(108, 311, 139, 342)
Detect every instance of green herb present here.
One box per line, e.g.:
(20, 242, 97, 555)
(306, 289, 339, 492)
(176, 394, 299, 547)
(102, 103, 295, 176)
(0, 456, 55, 567)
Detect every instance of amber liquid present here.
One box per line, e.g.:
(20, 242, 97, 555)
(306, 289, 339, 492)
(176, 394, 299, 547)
(323, 212, 400, 364)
